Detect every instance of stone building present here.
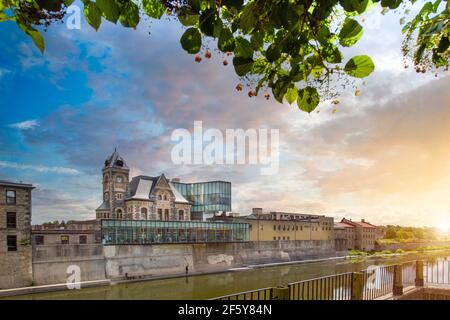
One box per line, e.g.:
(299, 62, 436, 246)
(95, 150, 232, 221)
(242, 208, 335, 241)
(334, 222, 356, 251)
(95, 150, 192, 221)
(337, 218, 380, 251)
(0, 180, 34, 289)
(31, 219, 100, 245)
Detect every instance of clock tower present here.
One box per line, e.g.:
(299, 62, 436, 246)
(96, 149, 129, 219)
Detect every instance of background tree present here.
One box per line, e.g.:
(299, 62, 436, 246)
(1, 0, 448, 112)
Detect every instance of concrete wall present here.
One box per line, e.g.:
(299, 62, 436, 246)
(104, 240, 337, 278)
(375, 241, 450, 252)
(30, 240, 339, 286)
(32, 244, 105, 286)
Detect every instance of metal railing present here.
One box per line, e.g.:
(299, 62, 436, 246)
(210, 260, 450, 300)
(361, 265, 395, 300)
(211, 287, 274, 300)
(425, 260, 450, 285)
(288, 273, 353, 300)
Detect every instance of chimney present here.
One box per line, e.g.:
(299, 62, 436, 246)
(252, 208, 263, 215)
(361, 219, 365, 223)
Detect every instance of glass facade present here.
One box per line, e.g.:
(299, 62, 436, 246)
(102, 219, 249, 245)
(172, 181, 231, 216)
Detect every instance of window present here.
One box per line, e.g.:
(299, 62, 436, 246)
(116, 209, 123, 219)
(158, 208, 162, 220)
(164, 209, 169, 220)
(61, 235, 69, 244)
(158, 195, 162, 200)
(35, 235, 44, 245)
(79, 235, 87, 244)
(6, 190, 16, 204)
(273, 225, 276, 231)
(141, 208, 148, 220)
(7, 235, 17, 251)
(273, 236, 276, 240)
(104, 192, 109, 201)
(163, 194, 168, 201)
(116, 193, 123, 200)
(7, 212, 16, 229)
(178, 210, 184, 221)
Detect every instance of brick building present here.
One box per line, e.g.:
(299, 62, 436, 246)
(336, 218, 381, 251)
(0, 180, 34, 289)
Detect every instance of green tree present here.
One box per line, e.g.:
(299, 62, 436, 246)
(1, 0, 448, 112)
(385, 226, 397, 239)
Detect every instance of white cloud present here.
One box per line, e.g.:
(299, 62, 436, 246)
(0, 161, 80, 175)
(8, 119, 39, 130)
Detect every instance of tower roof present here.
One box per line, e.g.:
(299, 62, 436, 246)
(104, 148, 129, 169)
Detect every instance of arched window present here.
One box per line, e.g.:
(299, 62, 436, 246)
(141, 208, 148, 220)
(158, 194, 162, 200)
(116, 208, 123, 219)
(178, 210, 184, 221)
(163, 194, 168, 201)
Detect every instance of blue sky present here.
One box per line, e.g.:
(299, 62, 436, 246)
(1, 1, 449, 227)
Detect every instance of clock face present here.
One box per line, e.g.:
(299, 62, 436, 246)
(116, 176, 123, 183)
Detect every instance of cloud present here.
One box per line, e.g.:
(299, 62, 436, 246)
(8, 119, 39, 130)
(0, 160, 80, 175)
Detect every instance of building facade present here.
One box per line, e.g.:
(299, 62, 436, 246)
(95, 150, 232, 221)
(242, 208, 334, 241)
(31, 219, 101, 245)
(337, 218, 380, 251)
(0, 180, 34, 289)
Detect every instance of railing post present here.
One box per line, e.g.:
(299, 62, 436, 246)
(351, 272, 364, 300)
(415, 260, 424, 287)
(393, 264, 403, 296)
(272, 286, 290, 300)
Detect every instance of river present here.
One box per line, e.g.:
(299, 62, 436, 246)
(4, 250, 450, 300)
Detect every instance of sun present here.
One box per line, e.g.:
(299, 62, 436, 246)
(437, 222, 450, 234)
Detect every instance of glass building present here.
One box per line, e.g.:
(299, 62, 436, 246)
(101, 219, 249, 245)
(172, 181, 231, 220)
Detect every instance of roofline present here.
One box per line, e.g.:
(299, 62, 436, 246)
(32, 229, 96, 234)
(0, 180, 34, 189)
(171, 180, 231, 185)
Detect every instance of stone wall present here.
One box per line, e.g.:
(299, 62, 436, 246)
(29, 240, 340, 286)
(375, 241, 450, 252)
(32, 244, 106, 286)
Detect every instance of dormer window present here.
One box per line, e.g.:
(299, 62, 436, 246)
(115, 160, 123, 167)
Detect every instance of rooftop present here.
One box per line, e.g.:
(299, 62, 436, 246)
(0, 180, 34, 189)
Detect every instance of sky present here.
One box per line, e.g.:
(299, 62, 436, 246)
(0, 1, 449, 227)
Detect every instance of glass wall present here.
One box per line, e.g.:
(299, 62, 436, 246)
(172, 181, 231, 213)
(102, 219, 249, 245)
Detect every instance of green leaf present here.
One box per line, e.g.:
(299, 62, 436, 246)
(199, 8, 216, 37)
(233, 57, 254, 76)
(142, 0, 166, 19)
(339, 18, 364, 47)
(297, 87, 320, 113)
(239, 1, 257, 33)
(180, 27, 202, 54)
(96, 0, 120, 23)
(84, 2, 102, 31)
(285, 87, 298, 105)
(344, 55, 375, 78)
(234, 36, 253, 59)
(218, 28, 235, 52)
(271, 78, 290, 103)
(339, 0, 371, 14)
(119, 1, 140, 28)
(381, 0, 402, 9)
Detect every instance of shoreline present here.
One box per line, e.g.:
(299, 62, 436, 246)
(1, 248, 450, 298)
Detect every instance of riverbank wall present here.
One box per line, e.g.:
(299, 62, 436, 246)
(375, 240, 450, 252)
(29, 240, 339, 286)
